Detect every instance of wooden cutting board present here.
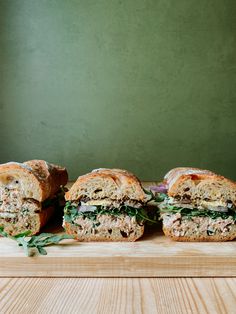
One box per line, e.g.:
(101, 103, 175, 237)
(0, 182, 235, 278)
(1, 225, 236, 277)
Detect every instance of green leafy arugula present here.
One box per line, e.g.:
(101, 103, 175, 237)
(143, 188, 236, 221)
(64, 202, 158, 225)
(160, 205, 236, 221)
(0, 227, 74, 256)
(143, 188, 168, 203)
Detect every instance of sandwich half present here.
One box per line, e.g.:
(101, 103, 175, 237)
(63, 168, 148, 241)
(158, 167, 236, 241)
(0, 160, 68, 236)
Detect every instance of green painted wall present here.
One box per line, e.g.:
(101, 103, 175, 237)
(0, 0, 236, 180)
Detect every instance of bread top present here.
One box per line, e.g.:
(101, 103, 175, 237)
(0, 160, 68, 202)
(163, 167, 236, 207)
(65, 168, 146, 202)
(164, 167, 214, 193)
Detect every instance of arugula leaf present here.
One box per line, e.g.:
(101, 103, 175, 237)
(0, 227, 74, 256)
(137, 208, 159, 224)
(160, 205, 236, 221)
(143, 188, 168, 203)
(14, 231, 32, 238)
(37, 246, 47, 255)
(64, 202, 158, 225)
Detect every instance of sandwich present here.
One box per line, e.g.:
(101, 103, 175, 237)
(63, 168, 151, 241)
(0, 160, 68, 236)
(158, 167, 236, 241)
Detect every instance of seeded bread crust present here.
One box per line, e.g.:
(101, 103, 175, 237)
(0, 160, 68, 202)
(163, 167, 236, 207)
(65, 168, 146, 202)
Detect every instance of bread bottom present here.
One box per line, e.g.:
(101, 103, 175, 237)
(63, 215, 144, 241)
(161, 213, 236, 242)
(0, 206, 54, 236)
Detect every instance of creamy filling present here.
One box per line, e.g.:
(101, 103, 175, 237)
(0, 187, 41, 213)
(0, 187, 61, 230)
(161, 212, 235, 237)
(72, 214, 139, 236)
(0, 212, 17, 219)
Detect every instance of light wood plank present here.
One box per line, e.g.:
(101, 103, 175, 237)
(0, 278, 235, 314)
(1, 229, 236, 277)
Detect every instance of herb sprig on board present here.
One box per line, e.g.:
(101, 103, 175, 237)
(160, 206, 236, 220)
(0, 227, 74, 256)
(64, 202, 158, 224)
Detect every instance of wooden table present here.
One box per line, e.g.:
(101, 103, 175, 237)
(0, 182, 236, 313)
(0, 278, 235, 313)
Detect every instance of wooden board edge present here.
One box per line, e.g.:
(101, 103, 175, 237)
(0, 256, 236, 278)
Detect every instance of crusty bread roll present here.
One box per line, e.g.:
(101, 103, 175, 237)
(0, 160, 68, 235)
(164, 167, 236, 208)
(0, 160, 68, 202)
(160, 167, 236, 242)
(64, 168, 146, 242)
(65, 168, 146, 203)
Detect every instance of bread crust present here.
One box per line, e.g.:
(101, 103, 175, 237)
(164, 167, 214, 195)
(0, 160, 68, 202)
(66, 168, 145, 202)
(164, 167, 236, 204)
(92, 168, 140, 180)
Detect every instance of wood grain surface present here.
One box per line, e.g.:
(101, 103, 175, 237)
(0, 278, 235, 314)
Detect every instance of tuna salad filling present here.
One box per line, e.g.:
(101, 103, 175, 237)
(161, 212, 236, 238)
(66, 214, 143, 238)
(0, 186, 63, 235)
(0, 187, 59, 213)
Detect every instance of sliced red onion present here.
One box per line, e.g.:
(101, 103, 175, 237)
(78, 205, 97, 212)
(149, 184, 168, 194)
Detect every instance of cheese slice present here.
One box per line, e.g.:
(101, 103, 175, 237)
(81, 199, 112, 206)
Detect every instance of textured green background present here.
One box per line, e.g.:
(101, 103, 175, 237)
(0, 0, 236, 180)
